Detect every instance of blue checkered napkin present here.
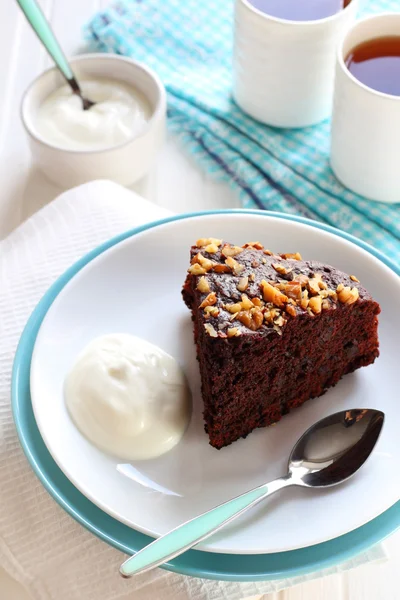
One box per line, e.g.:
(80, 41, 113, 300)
(85, 0, 400, 263)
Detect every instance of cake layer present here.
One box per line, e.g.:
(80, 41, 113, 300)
(182, 238, 380, 449)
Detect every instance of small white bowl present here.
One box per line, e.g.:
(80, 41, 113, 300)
(21, 54, 166, 188)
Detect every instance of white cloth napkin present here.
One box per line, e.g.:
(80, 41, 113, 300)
(0, 181, 386, 600)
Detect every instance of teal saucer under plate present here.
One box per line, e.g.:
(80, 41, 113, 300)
(12, 210, 400, 581)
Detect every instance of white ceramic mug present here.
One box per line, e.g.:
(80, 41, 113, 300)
(330, 14, 400, 204)
(233, 0, 359, 128)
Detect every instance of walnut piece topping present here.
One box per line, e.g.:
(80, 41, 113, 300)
(350, 275, 360, 282)
(243, 241, 264, 250)
(308, 274, 326, 295)
(308, 296, 322, 314)
(273, 263, 292, 276)
(286, 304, 297, 317)
(197, 276, 210, 293)
(227, 327, 241, 338)
(191, 252, 214, 271)
(338, 286, 359, 305)
(337, 283, 344, 293)
(237, 308, 264, 330)
(212, 264, 231, 273)
(222, 244, 243, 258)
(225, 294, 258, 314)
(204, 306, 219, 317)
(196, 238, 222, 248)
(281, 252, 302, 260)
(251, 297, 262, 307)
(225, 256, 245, 275)
(225, 302, 242, 314)
(199, 292, 217, 309)
(249, 273, 256, 282)
(237, 276, 249, 292)
(280, 281, 302, 301)
(274, 315, 286, 327)
(322, 299, 331, 311)
(204, 242, 220, 254)
(188, 263, 207, 275)
(263, 249, 273, 256)
(260, 280, 288, 307)
(204, 323, 218, 337)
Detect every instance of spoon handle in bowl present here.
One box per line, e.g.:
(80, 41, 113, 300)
(16, 0, 73, 81)
(119, 476, 290, 578)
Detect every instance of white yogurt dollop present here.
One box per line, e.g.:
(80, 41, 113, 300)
(64, 334, 191, 460)
(36, 78, 151, 151)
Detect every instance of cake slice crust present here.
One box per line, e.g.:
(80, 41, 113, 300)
(183, 239, 380, 449)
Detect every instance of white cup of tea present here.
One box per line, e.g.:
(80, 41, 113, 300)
(330, 13, 400, 204)
(233, 0, 359, 128)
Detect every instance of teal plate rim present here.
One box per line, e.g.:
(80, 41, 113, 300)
(12, 209, 400, 582)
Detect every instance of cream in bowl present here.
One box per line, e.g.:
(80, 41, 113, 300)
(37, 78, 152, 151)
(64, 334, 192, 461)
(21, 54, 166, 188)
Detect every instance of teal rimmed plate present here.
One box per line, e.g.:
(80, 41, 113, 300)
(12, 210, 400, 580)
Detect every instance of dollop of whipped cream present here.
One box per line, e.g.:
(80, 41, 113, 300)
(64, 334, 191, 460)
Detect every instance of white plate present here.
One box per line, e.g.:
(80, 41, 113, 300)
(30, 212, 400, 554)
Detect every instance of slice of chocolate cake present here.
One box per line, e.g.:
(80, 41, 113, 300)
(182, 238, 380, 450)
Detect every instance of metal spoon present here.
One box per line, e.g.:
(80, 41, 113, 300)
(17, 0, 95, 110)
(120, 408, 384, 578)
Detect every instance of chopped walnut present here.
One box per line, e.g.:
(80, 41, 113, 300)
(196, 238, 222, 248)
(197, 276, 210, 293)
(199, 292, 217, 309)
(240, 294, 254, 310)
(212, 264, 231, 273)
(188, 263, 207, 275)
(308, 296, 322, 314)
(286, 304, 297, 317)
(294, 274, 309, 288)
(321, 299, 331, 311)
(273, 263, 292, 276)
(227, 327, 241, 338)
(260, 280, 288, 307)
(274, 315, 286, 327)
(191, 253, 214, 271)
(249, 273, 256, 282)
(243, 241, 264, 250)
(280, 281, 302, 301)
(261, 258, 267, 264)
(204, 323, 218, 337)
(251, 297, 262, 307)
(308, 278, 320, 295)
(225, 302, 243, 314)
(263, 249, 273, 256)
(204, 242, 220, 254)
(308, 273, 326, 295)
(225, 256, 245, 275)
(237, 308, 264, 330)
(350, 275, 360, 282)
(204, 306, 219, 317)
(337, 283, 344, 293)
(281, 252, 302, 260)
(222, 244, 243, 258)
(237, 276, 249, 292)
(338, 286, 359, 305)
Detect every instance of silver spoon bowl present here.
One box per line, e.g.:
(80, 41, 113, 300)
(120, 408, 384, 578)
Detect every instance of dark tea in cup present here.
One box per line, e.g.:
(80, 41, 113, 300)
(248, 0, 351, 21)
(345, 36, 400, 96)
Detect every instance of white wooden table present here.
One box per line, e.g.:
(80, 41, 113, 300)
(0, 0, 398, 598)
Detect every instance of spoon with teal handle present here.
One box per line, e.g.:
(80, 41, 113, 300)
(120, 408, 384, 578)
(16, 0, 95, 110)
